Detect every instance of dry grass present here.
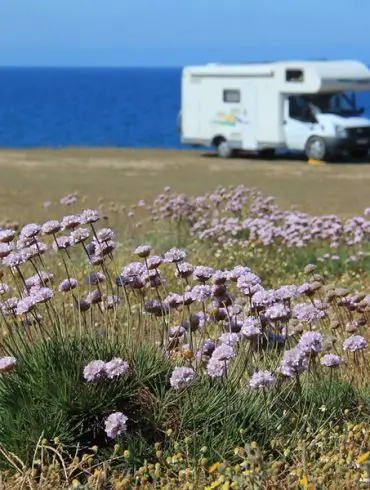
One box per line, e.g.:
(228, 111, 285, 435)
(1, 148, 370, 223)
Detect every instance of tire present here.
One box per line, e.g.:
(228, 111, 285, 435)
(217, 140, 234, 158)
(258, 149, 276, 159)
(305, 136, 328, 161)
(350, 148, 369, 160)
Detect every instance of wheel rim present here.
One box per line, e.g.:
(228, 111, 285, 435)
(218, 141, 231, 158)
(308, 138, 325, 160)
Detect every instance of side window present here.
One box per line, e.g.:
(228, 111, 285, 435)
(286, 69, 304, 82)
(289, 96, 315, 122)
(289, 96, 303, 118)
(223, 89, 241, 103)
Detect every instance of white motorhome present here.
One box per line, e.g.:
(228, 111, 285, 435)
(178, 59, 370, 160)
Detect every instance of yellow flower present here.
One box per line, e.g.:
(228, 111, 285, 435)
(123, 450, 130, 458)
(356, 451, 370, 465)
(299, 475, 309, 490)
(205, 478, 223, 489)
(209, 462, 220, 474)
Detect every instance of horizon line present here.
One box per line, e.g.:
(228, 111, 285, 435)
(0, 58, 369, 70)
(0, 65, 184, 69)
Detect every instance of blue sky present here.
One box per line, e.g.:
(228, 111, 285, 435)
(0, 0, 369, 66)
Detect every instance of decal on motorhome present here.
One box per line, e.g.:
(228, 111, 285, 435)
(212, 113, 249, 126)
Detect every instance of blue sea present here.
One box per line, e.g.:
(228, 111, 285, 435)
(0, 67, 370, 149)
(0, 68, 182, 148)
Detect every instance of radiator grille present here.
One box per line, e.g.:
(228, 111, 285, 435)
(347, 127, 370, 139)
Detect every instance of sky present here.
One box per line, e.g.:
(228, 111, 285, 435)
(0, 0, 369, 67)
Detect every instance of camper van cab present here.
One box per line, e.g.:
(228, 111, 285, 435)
(179, 60, 370, 160)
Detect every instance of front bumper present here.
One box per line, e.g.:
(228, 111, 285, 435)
(324, 135, 370, 155)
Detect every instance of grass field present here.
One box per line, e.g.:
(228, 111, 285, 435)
(0, 149, 370, 489)
(1, 149, 370, 222)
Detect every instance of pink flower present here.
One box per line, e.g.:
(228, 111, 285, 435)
(249, 370, 275, 389)
(41, 220, 61, 235)
(83, 360, 106, 382)
(134, 244, 152, 258)
(104, 412, 128, 439)
(0, 356, 16, 373)
(170, 366, 196, 390)
(104, 358, 129, 379)
(60, 194, 77, 206)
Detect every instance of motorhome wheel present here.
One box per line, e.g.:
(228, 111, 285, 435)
(305, 136, 327, 161)
(217, 140, 233, 158)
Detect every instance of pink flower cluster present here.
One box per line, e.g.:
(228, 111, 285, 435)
(83, 358, 129, 382)
(149, 185, 370, 252)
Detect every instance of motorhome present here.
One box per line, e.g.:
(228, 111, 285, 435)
(178, 59, 370, 160)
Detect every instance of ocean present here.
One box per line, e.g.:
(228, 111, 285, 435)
(0, 67, 369, 149)
(0, 68, 182, 148)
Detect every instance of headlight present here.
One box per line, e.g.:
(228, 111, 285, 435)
(335, 125, 348, 138)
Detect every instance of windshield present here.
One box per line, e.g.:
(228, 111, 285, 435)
(302, 93, 363, 117)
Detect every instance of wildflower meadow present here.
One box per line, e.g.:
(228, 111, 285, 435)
(0, 184, 369, 489)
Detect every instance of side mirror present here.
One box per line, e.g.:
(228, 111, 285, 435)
(306, 113, 317, 124)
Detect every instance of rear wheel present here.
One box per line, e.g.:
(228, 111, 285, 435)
(305, 136, 328, 161)
(216, 139, 234, 158)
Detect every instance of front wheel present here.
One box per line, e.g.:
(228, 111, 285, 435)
(305, 136, 328, 161)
